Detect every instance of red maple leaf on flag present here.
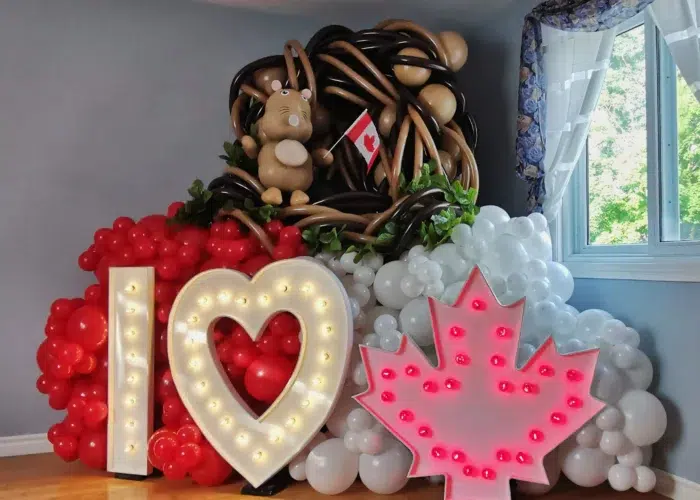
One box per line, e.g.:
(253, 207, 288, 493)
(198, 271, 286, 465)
(355, 267, 605, 500)
(363, 133, 376, 153)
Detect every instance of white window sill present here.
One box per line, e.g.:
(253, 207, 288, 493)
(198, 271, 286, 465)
(561, 253, 700, 282)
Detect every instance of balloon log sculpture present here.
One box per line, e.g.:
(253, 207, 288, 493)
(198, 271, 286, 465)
(36, 18, 667, 500)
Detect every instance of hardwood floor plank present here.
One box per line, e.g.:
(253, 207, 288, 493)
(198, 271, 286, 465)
(0, 454, 666, 499)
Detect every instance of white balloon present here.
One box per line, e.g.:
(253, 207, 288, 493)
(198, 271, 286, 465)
(563, 337, 588, 354)
(408, 255, 428, 275)
(379, 330, 402, 351)
(365, 306, 399, 335)
(625, 351, 653, 391)
(560, 444, 615, 487)
(374, 314, 398, 334)
(349, 297, 361, 318)
(400, 275, 424, 298)
(484, 234, 530, 278)
(516, 451, 560, 495)
(423, 280, 445, 297)
(611, 344, 639, 370)
(326, 385, 360, 437)
(489, 276, 508, 298)
(349, 283, 371, 307)
(479, 205, 511, 226)
(408, 245, 427, 260)
(601, 319, 628, 345)
(352, 362, 367, 386)
(450, 224, 472, 246)
(596, 407, 624, 431)
(528, 212, 548, 232)
(635, 466, 657, 492)
(459, 237, 487, 260)
(347, 409, 374, 432)
(623, 327, 641, 348)
(358, 430, 385, 455)
(618, 390, 667, 446)
(534, 300, 558, 329)
(340, 252, 360, 273)
(344, 431, 361, 453)
(353, 266, 376, 287)
(523, 230, 552, 261)
(576, 309, 613, 340)
(526, 279, 550, 303)
(362, 333, 380, 348)
(592, 359, 627, 404)
(576, 423, 602, 448)
(289, 456, 307, 481)
(545, 261, 574, 302)
(358, 442, 412, 494)
(373, 261, 413, 309)
(441, 280, 466, 305)
(608, 464, 637, 491)
(506, 272, 528, 296)
(526, 259, 548, 280)
(430, 244, 469, 284)
(517, 342, 537, 367)
(416, 261, 443, 284)
(507, 217, 535, 240)
(472, 218, 496, 242)
(303, 432, 329, 453)
(600, 430, 632, 456)
(362, 253, 384, 271)
(327, 257, 346, 277)
(617, 446, 644, 467)
(553, 311, 577, 337)
(306, 438, 360, 495)
(399, 298, 434, 346)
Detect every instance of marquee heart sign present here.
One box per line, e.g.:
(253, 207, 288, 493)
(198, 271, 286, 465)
(167, 258, 353, 487)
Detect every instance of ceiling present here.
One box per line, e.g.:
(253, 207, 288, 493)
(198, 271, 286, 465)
(199, 0, 522, 27)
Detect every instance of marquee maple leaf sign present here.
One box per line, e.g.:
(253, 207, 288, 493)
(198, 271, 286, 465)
(355, 267, 605, 500)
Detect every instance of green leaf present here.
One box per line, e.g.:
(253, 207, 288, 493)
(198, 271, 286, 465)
(328, 239, 342, 252)
(319, 232, 334, 244)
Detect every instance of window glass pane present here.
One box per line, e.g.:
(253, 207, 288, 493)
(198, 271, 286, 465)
(587, 25, 648, 245)
(676, 71, 700, 240)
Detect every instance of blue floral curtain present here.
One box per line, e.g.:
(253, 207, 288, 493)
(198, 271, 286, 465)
(517, 0, 657, 213)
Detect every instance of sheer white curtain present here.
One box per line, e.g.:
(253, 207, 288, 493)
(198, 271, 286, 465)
(540, 26, 618, 220)
(651, 0, 700, 101)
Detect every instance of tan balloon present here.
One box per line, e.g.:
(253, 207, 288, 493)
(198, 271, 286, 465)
(418, 84, 456, 126)
(393, 48, 432, 87)
(253, 67, 287, 95)
(441, 132, 461, 161)
(378, 106, 397, 137)
(438, 31, 468, 71)
(438, 150, 457, 180)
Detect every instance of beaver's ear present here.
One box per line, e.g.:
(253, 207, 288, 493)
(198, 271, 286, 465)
(301, 88, 312, 100)
(271, 80, 282, 93)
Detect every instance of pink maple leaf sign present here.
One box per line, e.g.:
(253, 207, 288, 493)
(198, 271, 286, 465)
(355, 267, 606, 500)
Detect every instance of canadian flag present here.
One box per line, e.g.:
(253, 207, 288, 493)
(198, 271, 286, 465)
(344, 110, 380, 172)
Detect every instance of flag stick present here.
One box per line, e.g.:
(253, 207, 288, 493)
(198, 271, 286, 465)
(323, 110, 368, 159)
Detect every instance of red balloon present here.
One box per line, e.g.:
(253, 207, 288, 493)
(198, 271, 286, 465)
(167, 202, 185, 218)
(177, 245, 201, 267)
(47, 337, 65, 357)
(159, 239, 180, 258)
(257, 335, 282, 355)
(240, 254, 272, 277)
(162, 396, 186, 428)
(78, 249, 100, 272)
(54, 435, 79, 462)
(216, 340, 235, 364)
(155, 328, 169, 364)
(83, 284, 103, 306)
(112, 246, 136, 266)
(175, 226, 209, 248)
(156, 303, 173, 325)
(269, 312, 300, 337)
(154, 281, 177, 305)
(176, 424, 202, 445)
(78, 431, 107, 470)
(231, 345, 260, 370)
(92, 354, 109, 384)
(156, 257, 181, 281)
(190, 445, 232, 486)
(113, 216, 135, 233)
(156, 369, 178, 403)
(179, 413, 195, 427)
(107, 232, 127, 253)
(133, 237, 157, 261)
(50, 360, 73, 380)
(230, 326, 254, 348)
(74, 353, 97, 375)
(128, 225, 150, 243)
(47, 423, 66, 445)
(225, 362, 245, 381)
(248, 233, 264, 254)
(222, 221, 242, 240)
(152, 432, 178, 464)
(272, 244, 295, 261)
(279, 226, 302, 247)
(63, 416, 84, 437)
(93, 228, 113, 254)
(282, 335, 301, 356)
(36, 340, 49, 373)
(71, 380, 91, 400)
(66, 306, 108, 352)
(88, 384, 107, 402)
(263, 220, 284, 241)
(58, 343, 84, 366)
(84, 401, 108, 429)
(94, 255, 114, 285)
(244, 355, 295, 404)
(51, 298, 76, 321)
(148, 428, 174, 469)
(36, 375, 51, 394)
(66, 398, 87, 419)
(163, 460, 188, 480)
(176, 443, 203, 470)
(139, 214, 168, 233)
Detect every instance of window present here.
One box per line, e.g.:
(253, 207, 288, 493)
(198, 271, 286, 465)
(558, 13, 700, 282)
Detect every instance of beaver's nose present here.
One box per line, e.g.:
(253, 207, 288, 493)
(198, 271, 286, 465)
(288, 114, 300, 127)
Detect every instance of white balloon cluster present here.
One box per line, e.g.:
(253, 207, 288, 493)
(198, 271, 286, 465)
(299, 205, 667, 495)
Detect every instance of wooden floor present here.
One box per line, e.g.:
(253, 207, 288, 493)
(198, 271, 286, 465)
(0, 454, 665, 500)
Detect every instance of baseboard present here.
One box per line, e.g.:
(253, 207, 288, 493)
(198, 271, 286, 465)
(0, 434, 52, 458)
(654, 468, 700, 500)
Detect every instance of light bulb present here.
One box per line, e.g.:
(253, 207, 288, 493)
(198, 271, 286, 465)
(197, 296, 210, 307)
(126, 420, 136, 429)
(188, 358, 201, 371)
(320, 352, 331, 363)
(253, 450, 265, 462)
(315, 299, 329, 312)
(218, 291, 232, 303)
(126, 374, 138, 385)
(125, 283, 138, 293)
(126, 306, 136, 314)
(125, 396, 136, 407)
(258, 294, 270, 306)
(312, 376, 323, 387)
(301, 399, 310, 408)
(301, 283, 313, 294)
(127, 328, 138, 338)
(286, 417, 297, 428)
(237, 433, 249, 446)
(187, 314, 200, 325)
(208, 399, 220, 412)
(278, 282, 290, 293)
(125, 444, 136, 453)
(128, 352, 137, 361)
(220, 416, 233, 428)
(236, 296, 248, 306)
(269, 432, 283, 443)
(322, 324, 333, 336)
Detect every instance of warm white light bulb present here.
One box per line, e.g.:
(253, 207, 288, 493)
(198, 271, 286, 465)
(258, 294, 270, 306)
(301, 399, 310, 408)
(126, 374, 138, 385)
(268, 431, 283, 444)
(320, 352, 331, 363)
(208, 399, 220, 412)
(253, 450, 265, 462)
(126, 420, 136, 429)
(285, 417, 297, 428)
(127, 328, 138, 338)
(218, 291, 232, 303)
(301, 283, 313, 294)
(187, 314, 200, 325)
(125, 444, 136, 453)
(125, 283, 138, 293)
(188, 358, 201, 371)
(126, 306, 136, 314)
(312, 376, 324, 387)
(237, 433, 249, 446)
(125, 396, 137, 407)
(220, 416, 233, 429)
(197, 296, 210, 307)
(236, 296, 248, 306)
(278, 282, 290, 293)
(323, 324, 333, 336)
(315, 299, 329, 312)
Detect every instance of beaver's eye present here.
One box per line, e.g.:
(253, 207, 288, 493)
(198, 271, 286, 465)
(280, 90, 290, 96)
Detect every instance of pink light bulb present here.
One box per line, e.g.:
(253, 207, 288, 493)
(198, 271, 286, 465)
(496, 326, 512, 338)
(445, 378, 460, 390)
(450, 326, 465, 338)
(550, 412, 567, 425)
(496, 449, 511, 462)
(381, 391, 395, 403)
(516, 452, 531, 464)
(381, 368, 396, 380)
(522, 382, 539, 394)
(567, 369, 583, 382)
(452, 450, 466, 463)
(471, 299, 486, 311)
(462, 465, 478, 477)
(405, 365, 420, 377)
(539, 364, 555, 377)
(498, 381, 514, 393)
(418, 426, 433, 438)
(399, 410, 414, 422)
(529, 429, 545, 442)
(567, 396, 583, 409)
(423, 380, 438, 393)
(455, 353, 471, 366)
(482, 468, 496, 480)
(490, 355, 506, 367)
(431, 447, 446, 459)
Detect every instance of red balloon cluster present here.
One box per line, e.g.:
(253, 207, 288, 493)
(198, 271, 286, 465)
(36, 202, 305, 485)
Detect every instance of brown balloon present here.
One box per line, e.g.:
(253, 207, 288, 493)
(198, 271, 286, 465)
(438, 150, 457, 179)
(418, 84, 457, 126)
(312, 105, 331, 138)
(438, 31, 468, 72)
(393, 48, 432, 87)
(254, 67, 288, 95)
(441, 132, 461, 161)
(378, 106, 397, 137)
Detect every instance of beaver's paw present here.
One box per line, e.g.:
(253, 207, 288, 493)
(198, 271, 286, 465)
(241, 135, 259, 159)
(261, 187, 283, 206)
(275, 139, 309, 168)
(290, 190, 310, 206)
(312, 148, 334, 167)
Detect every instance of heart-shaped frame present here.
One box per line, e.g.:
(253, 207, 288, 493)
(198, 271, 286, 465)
(167, 258, 353, 487)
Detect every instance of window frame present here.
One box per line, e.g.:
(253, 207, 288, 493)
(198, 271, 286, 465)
(554, 12, 700, 282)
